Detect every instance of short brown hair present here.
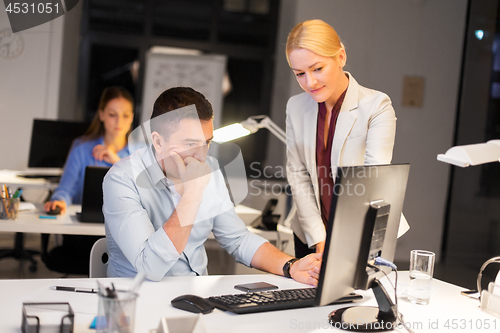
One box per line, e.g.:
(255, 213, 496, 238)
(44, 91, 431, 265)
(150, 87, 213, 139)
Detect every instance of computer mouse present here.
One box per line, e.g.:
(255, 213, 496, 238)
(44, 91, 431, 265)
(47, 206, 61, 215)
(171, 294, 215, 314)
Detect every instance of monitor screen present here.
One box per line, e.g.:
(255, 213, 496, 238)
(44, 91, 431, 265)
(314, 163, 410, 330)
(28, 119, 89, 168)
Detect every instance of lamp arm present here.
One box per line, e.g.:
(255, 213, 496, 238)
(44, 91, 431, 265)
(477, 256, 500, 300)
(257, 116, 287, 144)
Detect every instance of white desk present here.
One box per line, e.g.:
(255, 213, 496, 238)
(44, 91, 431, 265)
(0, 272, 497, 333)
(0, 204, 293, 247)
(0, 205, 104, 236)
(0, 170, 292, 246)
(0, 169, 59, 190)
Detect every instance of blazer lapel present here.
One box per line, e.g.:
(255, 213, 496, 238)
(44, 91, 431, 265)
(330, 73, 358, 179)
(302, 100, 321, 208)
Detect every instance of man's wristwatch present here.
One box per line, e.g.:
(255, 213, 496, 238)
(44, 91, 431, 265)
(283, 258, 299, 278)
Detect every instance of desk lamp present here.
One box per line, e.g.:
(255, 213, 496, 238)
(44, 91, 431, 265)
(213, 115, 286, 144)
(437, 141, 500, 304)
(437, 140, 500, 167)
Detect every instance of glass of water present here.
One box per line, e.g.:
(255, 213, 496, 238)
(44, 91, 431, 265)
(408, 250, 435, 305)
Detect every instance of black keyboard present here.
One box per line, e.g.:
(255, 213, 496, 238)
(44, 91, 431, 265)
(208, 287, 316, 314)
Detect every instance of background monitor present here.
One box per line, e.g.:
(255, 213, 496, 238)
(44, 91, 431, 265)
(27, 119, 89, 168)
(315, 163, 410, 331)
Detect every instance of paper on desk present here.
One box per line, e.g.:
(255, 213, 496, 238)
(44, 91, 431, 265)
(397, 213, 410, 238)
(19, 202, 36, 211)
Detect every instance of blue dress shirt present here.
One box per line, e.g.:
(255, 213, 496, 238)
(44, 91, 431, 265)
(51, 137, 130, 205)
(103, 146, 268, 281)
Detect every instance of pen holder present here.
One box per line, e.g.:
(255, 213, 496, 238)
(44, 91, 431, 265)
(0, 197, 20, 220)
(96, 291, 138, 333)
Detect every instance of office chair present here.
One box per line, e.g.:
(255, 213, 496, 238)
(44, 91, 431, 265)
(89, 238, 108, 278)
(42, 234, 103, 276)
(0, 233, 38, 272)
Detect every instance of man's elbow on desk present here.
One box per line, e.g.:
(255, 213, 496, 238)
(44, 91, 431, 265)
(134, 263, 172, 282)
(132, 248, 181, 282)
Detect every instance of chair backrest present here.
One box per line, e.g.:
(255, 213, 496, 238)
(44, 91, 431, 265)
(89, 238, 108, 278)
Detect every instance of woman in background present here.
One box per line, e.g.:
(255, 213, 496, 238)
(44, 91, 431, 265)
(43, 86, 134, 275)
(45, 86, 134, 214)
(285, 19, 396, 258)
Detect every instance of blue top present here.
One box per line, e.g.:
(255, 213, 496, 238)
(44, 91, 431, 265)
(50, 137, 131, 205)
(103, 146, 267, 281)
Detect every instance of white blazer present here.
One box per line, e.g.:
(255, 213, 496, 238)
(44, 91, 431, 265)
(285, 73, 397, 247)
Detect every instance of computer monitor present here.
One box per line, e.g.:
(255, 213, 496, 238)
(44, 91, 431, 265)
(27, 119, 89, 168)
(315, 163, 410, 331)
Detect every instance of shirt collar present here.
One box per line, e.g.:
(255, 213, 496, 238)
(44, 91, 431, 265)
(141, 145, 174, 188)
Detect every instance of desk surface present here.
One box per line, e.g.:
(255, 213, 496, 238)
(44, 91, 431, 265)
(0, 204, 291, 243)
(0, 169, 59, 190)
(0, 205, 105, 235)
(0, 272, 497, 333)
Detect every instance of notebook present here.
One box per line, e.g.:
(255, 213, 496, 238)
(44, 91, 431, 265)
(76, 166, 110, 223)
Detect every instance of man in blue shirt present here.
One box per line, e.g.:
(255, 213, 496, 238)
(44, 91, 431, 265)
(103, 87, 321, 284)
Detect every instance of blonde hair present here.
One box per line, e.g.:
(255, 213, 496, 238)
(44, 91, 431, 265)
(286, 19, 344, 66)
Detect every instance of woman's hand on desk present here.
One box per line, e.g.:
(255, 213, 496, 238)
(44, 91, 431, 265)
(92, 144, 120, 164)
(290, 252, 322, 286)
(44, 200, 67, 215)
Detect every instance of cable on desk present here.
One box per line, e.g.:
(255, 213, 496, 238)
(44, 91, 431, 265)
(371, 260, 415, 333)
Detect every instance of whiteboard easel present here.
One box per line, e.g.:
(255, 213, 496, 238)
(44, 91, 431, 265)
(140, 51, 227, 130)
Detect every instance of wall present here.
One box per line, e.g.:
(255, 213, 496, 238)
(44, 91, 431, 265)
(0, 2, 76, 170)
(268, 0, 468, 261)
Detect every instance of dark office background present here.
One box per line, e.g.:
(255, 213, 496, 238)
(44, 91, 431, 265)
(76, 0, 500, 287)
(73, 0, 500, 284)
(3, 0, 500, 288)
(442, 0, 500, 287)
(77, 0, 280, 173)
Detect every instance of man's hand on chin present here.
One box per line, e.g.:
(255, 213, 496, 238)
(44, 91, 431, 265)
(171, 152, 212, 194)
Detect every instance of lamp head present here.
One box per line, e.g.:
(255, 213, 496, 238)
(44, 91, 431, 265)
(212, 115, 269, 143)
(437, 140, 500, 167)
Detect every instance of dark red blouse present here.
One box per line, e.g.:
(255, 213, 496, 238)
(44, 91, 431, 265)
(316, 90, 347, 227)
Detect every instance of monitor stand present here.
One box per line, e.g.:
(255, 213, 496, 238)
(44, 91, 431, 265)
(329, 279, 397, 331)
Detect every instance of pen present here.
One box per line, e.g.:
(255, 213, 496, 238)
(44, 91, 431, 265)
(50, 286, 128, 293)
(50, 286, 97, 293)
(12, 189, 23, 199)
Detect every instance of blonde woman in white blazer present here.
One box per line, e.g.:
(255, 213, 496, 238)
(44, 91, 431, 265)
(285, 20, 396, 258)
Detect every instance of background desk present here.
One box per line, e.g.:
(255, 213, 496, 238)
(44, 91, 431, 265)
(0, 169, 59, 191)
(0, 204, 291, 241)
(0, 204, 294, 273)
(0, 272, 497, 333)
(0, 205, 104, 236)
(0, 171, 60, 271)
